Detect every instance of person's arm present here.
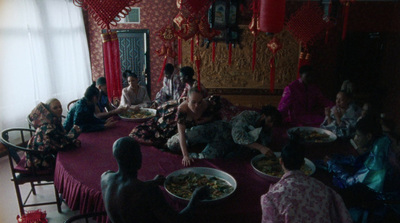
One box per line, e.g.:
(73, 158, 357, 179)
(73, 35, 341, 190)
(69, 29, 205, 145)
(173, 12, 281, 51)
(278, 86, 292, 113)
(231, 111, 273, 156)
(327, 155, 360, 188)
(95, 104, 127, 119)
(135, 87, 151, 108)
(177, 122, 193, 166)
(120, 88, 131, 108)
(73, 102, 106, 132)
(246, 142, 274, 157)
(261, 194, 280, 223)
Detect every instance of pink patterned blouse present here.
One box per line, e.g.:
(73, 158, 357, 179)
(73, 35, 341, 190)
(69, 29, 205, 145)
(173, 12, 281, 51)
(261, 170, 352, 223)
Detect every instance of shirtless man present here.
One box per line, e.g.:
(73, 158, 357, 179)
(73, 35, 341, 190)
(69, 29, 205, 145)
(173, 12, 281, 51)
(101, 137, 208, 223)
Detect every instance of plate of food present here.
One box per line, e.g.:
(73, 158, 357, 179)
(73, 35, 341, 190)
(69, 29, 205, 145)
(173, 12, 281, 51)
(164, 167, 236, 202)
(119, 108, 156, 122)
(287, 126, 337, 143)
(251, 152, 315, 181)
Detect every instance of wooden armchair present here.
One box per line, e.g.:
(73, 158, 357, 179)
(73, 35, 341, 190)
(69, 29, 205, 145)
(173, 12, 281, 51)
(0, 128, 62, 215)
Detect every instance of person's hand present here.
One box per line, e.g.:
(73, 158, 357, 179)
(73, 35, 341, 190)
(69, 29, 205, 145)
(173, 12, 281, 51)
(73, 139, 81, 147)
(333, 107, 342, 119)
(150, 102, 158, 109)
(104, 117, 117, 128)
(323, 155, 331, 165)
(153, 175, 166, 185)
(72, 125, 81, 134)
(182, 155, 194, 166)
(324, 107, 331, 117)
(260, 146, 275, 158)
(191, 186, 210, 204)
(131, 105, 141, 112)
(115, 106, 128, 114)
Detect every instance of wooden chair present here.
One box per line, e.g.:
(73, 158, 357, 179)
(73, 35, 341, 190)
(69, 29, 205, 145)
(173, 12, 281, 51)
(67, 99, 78, 111)
(0, 128, 62, 215)
(26, 115, 34, 129)
(64, 211, 107, 223)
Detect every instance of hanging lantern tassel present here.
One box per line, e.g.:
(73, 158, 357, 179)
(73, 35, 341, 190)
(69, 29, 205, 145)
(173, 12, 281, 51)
(178, 37, 182, 66)
(212, 42, 216, 63)
(158, 55, 168, 83)
(267, 37, 282, 92)
(195, 57, 201, 91)
(325, 0, 332, 44)
(342, 1, 350, 40)
(297, 51, 311, 79)
(190, 38, 194, 62)
(228, 43, 232, 66)
(297, 52, 304, 79)
(252, 36, 257, 71)
(269, 56, 275, 93)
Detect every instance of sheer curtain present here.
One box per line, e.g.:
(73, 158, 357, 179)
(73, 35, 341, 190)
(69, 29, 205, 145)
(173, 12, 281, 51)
(0, 0, 91, 130)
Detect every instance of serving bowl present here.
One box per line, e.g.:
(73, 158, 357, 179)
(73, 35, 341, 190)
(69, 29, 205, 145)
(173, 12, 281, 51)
(119, 108, 156, 122)
(164, 167, 237, 202)
(251, 152, 316, 182)
(287, 126, 337, 144)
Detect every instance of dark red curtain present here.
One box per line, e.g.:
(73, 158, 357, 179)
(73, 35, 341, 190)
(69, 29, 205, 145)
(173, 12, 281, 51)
(102, 32, 122, 106)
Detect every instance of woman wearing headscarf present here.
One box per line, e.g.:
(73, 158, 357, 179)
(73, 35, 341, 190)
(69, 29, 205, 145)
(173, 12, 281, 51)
(27, 98, 81, 169)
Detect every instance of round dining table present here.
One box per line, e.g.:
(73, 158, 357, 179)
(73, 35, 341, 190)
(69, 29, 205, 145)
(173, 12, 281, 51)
(54, 119, 355, 223)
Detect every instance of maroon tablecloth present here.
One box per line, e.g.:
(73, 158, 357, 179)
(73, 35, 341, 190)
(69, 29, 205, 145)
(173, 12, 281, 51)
(54, 120, 356, 223)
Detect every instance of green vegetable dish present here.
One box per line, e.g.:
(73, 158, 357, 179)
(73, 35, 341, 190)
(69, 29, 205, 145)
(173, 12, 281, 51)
(165, 171, 234, 200)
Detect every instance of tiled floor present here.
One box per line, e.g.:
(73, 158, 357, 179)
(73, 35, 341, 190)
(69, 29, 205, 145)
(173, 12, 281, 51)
(0, 155, 92, 222)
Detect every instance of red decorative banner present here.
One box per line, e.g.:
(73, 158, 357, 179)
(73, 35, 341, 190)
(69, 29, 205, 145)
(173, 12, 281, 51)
(340, 0, 355, 40)
(155, 24, 177, 83)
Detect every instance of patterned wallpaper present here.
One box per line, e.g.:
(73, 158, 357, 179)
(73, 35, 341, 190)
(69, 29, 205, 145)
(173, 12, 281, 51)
(86, 0, 179, 99)
(85, 0, 400, 119)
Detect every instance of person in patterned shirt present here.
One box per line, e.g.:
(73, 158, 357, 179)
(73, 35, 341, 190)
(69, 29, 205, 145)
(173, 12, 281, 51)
(260, 142, 352, 223)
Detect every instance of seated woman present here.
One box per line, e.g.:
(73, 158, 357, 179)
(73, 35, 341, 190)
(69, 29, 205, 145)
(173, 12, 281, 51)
(120, 70, 151, 110)
(64, 83, 117, 132)
(321, 90, 361, 138)
(27, 98, 81, 169)
(166, 87, 220, 166)
(129, 66, 209, 146)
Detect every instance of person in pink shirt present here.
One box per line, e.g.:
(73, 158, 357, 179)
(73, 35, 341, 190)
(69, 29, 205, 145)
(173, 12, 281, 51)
(278, 65, 333, 126)
(260, 142, 352, 223)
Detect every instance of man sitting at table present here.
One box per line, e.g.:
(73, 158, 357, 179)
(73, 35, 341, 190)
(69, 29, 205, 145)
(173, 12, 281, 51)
(94, 77, 127, 119)
(278, 65, 333, 126)
(260, 141, 352, 223)
(101, 137, 208, 223)
(152, 63, 184, 108)
(323, 117, 395, 222)
(64, 82, 117, 132)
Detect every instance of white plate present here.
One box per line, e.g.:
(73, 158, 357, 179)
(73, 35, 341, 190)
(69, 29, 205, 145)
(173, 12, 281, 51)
(251, 152, 316, 181)
(287, 126, 337, 143)
(164, 167, 237, 202)
(119, 108, 156, 122)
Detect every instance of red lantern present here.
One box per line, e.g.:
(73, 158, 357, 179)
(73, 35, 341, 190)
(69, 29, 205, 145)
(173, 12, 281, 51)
(259, 0, 286, 34)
